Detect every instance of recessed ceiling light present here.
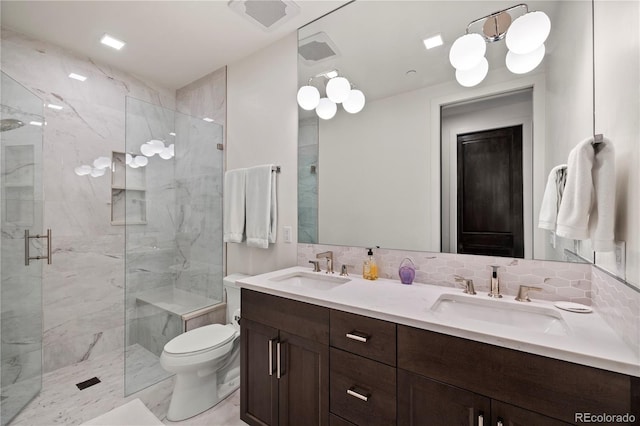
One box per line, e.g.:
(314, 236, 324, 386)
(100, 34, 126, 50)
(29, 121, 44, 126)
(423, 34, 444, 50)
(203, 117, 214, 122)
(169, 132, 176, 136)
(47, 104, 63, 110)
(324, 70, 339, 79)
(68, 73, 87, 82)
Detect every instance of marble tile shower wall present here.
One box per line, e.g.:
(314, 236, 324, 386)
(175, 69, 226, 303)
(298, 244, 593, 303)
(298, 117, 318, 244)
(1, 29, 176, 372)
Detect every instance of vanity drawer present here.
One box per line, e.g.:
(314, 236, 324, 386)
(330, 309, 396, 366)
(330, 348, 396, 426)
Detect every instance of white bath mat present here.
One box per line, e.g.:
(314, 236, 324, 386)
(81, 398, 163, 425)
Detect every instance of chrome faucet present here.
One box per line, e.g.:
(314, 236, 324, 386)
(515, 285, 542, 302)
(454, 275, 476, 295)
(488, 265, 502, 298)
(315, 251, 334, 274)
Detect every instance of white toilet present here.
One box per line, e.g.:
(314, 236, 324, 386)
(160, 273, 248, 422)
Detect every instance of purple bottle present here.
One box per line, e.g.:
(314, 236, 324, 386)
(398, 258, 416, 285)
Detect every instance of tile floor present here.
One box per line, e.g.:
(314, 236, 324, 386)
(8, 347, 246, 426)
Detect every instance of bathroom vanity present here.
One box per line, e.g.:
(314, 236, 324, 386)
(238, 267, 639, 426)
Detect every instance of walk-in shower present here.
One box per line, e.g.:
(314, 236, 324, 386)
(124, 97, 224, 395)
(1, 71, 44, 426)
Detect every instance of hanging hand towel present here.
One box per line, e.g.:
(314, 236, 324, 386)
(538, 164, 567, 230)
(246, 165, 277, 248)
(223, 168, 246, 243)
(556, 136, 615, 251)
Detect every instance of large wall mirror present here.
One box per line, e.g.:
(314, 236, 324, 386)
(297, 1, 639, 289)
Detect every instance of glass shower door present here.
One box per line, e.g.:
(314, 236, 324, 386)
(0, 71, 44, 425)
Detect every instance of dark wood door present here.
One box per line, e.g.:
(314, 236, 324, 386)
(398, 369, 490, 426)
(278, 331, 329, 426)
(457, 126, 524, 258)
(492, 400, 572, 426)
(241, 318, 280, 426)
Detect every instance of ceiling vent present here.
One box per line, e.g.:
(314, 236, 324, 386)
(228, 0, 300, 31)
(298, 32, 340, 66)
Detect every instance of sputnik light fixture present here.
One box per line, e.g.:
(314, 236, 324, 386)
(449, 4, 551, 87)
(297, 71, 366, 120)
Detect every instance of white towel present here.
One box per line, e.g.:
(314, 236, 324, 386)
(556, 137, 615, 251)
(538, 164, 567, 230)
(223, 168, 246, 243)
(245, 165, 277, 248)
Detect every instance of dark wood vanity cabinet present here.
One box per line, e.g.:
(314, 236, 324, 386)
(397, 325, 638, 426)
(241, 290, 639, 426)
(240, 289, 330, 426)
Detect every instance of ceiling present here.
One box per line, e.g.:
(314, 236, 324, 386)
(1, 0, 347, 89)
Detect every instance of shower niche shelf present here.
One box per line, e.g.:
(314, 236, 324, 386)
(111, 151, 147, 225)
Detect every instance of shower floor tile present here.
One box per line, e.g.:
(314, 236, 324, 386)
(9, 347, 245, 426)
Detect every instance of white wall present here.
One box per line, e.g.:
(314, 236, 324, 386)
(319, 88, 433, 251)
(594, 0, 640, 286)
(226, 34, 299, 275)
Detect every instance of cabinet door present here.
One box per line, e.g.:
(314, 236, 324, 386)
(398, 369, 490, 426)
(278, 331, 329, 426)
(241, 318, 280, 426)
(492, 400, 572, 426)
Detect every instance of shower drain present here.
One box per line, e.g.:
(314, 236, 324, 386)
(76, 376, 101, 390)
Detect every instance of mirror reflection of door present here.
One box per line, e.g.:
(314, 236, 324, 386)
(457, 126, 524, 257)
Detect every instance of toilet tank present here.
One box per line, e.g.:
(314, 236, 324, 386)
(223, 273, 249, 324)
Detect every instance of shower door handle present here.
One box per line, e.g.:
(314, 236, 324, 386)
(25, 229, 52, 265)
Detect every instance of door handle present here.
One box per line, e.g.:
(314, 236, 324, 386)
(276, 341, 283, 379)
(25, 229, 52, 265)
(478, 413, 484, 426)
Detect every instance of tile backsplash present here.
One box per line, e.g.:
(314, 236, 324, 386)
(298, 244, 592, 304)
(298, 243, 639, 357)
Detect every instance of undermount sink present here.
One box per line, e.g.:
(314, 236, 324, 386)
(268, 271, 350, 291)
(430, 293, 570, 336)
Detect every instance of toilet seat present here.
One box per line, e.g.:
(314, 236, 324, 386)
(164, 324, 236, 356)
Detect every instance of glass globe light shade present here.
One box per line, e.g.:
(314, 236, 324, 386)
(506, 11, 551, 55)
(325, 77, 351, 103)
(159, 147, 173, 160)
(455, 57, 489, 87)
(133, 155, 148, 167)
(296, 85, 320, 110)
(129, 162, 140, 169)
(342, 89, 366, 114)
(90, 167, 106, 178)
(125, 153, 133, 165)
(74, 165, 92, 176)
(168, 144, 175, 157)
(449, 33, 487, 70)
(506, 44, 546, 74)
(140, 143, 155, 157)
(147, 139, 165, 154)
(315, 98, 337, 120)
(92, 156, 111, 170)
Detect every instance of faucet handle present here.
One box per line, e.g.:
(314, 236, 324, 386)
(309, 260, 321, 272)
(454, 275, 477, 295)
(340, 264, 351, 276)
(515, 285, 542, 302)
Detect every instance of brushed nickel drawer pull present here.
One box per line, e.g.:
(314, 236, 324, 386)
(346, 387, 370, 402)
(345, 331, 370, 343)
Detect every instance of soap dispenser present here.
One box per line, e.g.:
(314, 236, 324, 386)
(363, 247, 378, 280)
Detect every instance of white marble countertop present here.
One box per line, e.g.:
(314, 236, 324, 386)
(237, 266, 640, 377)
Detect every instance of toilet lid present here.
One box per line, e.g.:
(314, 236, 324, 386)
(164, 324, 236, 355)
